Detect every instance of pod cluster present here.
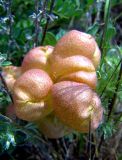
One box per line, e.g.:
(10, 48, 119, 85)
(3, 30, 103, 138)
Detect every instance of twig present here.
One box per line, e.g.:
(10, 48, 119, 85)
(0, 70, 14, 103)
(41, 0, 55, 45)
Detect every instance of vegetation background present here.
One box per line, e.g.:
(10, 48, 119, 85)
(0, 0, 122, 159)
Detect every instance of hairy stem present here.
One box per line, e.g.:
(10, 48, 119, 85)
(107, 61, 122, 120)
(98, 60, 122, 152)
(100, 59, 122, 97)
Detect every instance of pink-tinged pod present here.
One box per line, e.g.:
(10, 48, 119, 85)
(51, 81, 103, 133)
(2, 66, 21, 91)
(49, 54, 97, 89)
(50, 30, 101, 67)
(49, 30, 100, 87)
(37, 113, 72, 139)
(53, 30, 96, 58)
(13, 69, 53, 121)
(59, 71, 97, 89)
(21, 45, 54, 73)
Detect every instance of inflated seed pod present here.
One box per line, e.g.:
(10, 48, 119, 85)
(51, 81, 103, 132)
(37, 113, 72, 139)
(13, 69, 53, 121)
(50, 30, 100, 67)
(21, 45, 54, 73)
(2, 66, 21, 91)
(49, 30, 100, 88)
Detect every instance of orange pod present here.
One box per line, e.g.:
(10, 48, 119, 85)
(49, 30, 100, 87)
(51, 81, 103, 133)
(21, 45, 54, 73)
(13, 69, 53, 121)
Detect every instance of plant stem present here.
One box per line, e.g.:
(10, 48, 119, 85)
(100, 59, 122, 97)
(41, 0, 55, 45)
(34, 0, 48, 46)
(107, 61, 122, 120)
(98, 59, 122, 153)
(87, 117, 92, 159)
(98, 133, 104, 152)
(34, 0, 39, 47)
(100, 0, 111, 69)
(100, 0, 110, 52)
(0, 71, 14, 103)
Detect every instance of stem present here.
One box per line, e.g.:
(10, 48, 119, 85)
(34, 0, 39, 47)
(107, 61, 122, 120)
(98, 133, 104, 152)
(100, 0, 111, 69)
(100, 0, 110, 52)
(87, 117, 92, 159)
(41, 0, 55, 45)
(98, 60, 122, 152)
(0, 70, 14, 103)
(100, 59, 122, 97)
(34, 0, 48, 46)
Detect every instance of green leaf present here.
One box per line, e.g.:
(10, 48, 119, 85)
(56, 29, 67, 40)
(76, 0, 80, 7)
(106, 23, 116, 41)
(43, 32, 57, 46)
(0, 114, 12, 123)
(0, 54, 7, 64)
(87, 23, 99, 36)
(0, 121, 16, 152)
(87, 0, 94, 6)
(1, 61, 12, 67)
